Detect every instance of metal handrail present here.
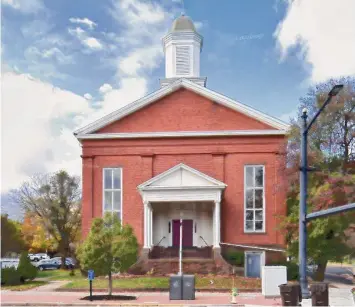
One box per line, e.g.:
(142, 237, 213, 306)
(199, 236, 209, 247)
(155, 236, 166, 247)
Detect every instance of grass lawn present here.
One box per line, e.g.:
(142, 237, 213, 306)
(2, 281, 47, 291)
(62, 275, 261, 290)
(37, 269, 82, 281)
(36, 269, 261, 290)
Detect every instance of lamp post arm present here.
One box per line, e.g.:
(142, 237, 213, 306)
(304, 95, 332, 134)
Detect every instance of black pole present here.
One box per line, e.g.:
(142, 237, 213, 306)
(298, 85, 343, 299)
(90, 280, 92, 301)
(299, 109, 310, 298)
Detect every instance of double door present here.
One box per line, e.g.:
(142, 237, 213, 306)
(172, 219, 193, 247)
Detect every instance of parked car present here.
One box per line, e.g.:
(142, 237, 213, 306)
(51, 257, 75, 269)
(28, 254, 37, 261)
(29, 253, 49, 262)
(36, 253, 50, 260)
(0, 258, 19, 269)
(36, 259, 61, 271)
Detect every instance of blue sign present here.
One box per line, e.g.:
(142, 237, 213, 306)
(88, 270, 94, 281)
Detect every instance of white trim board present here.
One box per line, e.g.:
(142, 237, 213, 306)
(74, 78, 290, 136)
(76, 129, 287, 140)
(220, 242, 286, 253)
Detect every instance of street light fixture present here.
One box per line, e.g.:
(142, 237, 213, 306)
(299, 84, 344, 299)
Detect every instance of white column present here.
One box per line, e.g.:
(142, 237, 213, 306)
(143, 201, 149, 248)
(149, 204, 153, 247)
(214, 201, 221, 248)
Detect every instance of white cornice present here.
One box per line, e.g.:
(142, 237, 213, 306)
(76, 129, 288, 140)
(162, 31, 203, 51)
(74, 78, 291, 136)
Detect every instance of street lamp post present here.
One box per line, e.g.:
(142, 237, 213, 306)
(299, 84, 344, 299)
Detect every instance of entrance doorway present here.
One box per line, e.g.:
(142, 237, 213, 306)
(172, 219, 193, 247)
(245, 252, 264, 278)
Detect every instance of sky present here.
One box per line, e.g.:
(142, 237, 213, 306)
(1, 0, 355, 219)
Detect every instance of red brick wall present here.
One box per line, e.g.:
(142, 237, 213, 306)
(80, 89, 287, 248)
(81, 137, 286, 247)
(97, 89, 275, 133)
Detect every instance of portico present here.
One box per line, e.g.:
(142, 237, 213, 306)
(138, 163, 226, 250)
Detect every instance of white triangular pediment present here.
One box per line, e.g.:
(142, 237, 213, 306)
(138, 163, 226, 190)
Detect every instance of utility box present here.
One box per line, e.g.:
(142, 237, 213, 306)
(262, 266, 287, 297)
(169, 275, 182, 300)
(182, 275, 195, 300)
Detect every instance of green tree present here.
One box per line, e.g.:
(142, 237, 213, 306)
(77, 213, 138, 296)
(17, 251, 37, 281)
(279, 77, 355, 281)
(1, 214, 25, 257)
(10, 170, 81, 268)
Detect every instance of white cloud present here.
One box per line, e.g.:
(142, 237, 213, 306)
(84, 93, 93, 100)
(2, 0, 44, 13)
(1, 72, 149, 193)
(119, 46, 161, 76)
(114, 0, 166, 26)
(68, 27, 103, 51)
(83, 37, 103, 50)
(99, 83, 113, 94)
(1, 72, 91, 192)
(25, 46, 73, 64)
(194, 21, 203, 30)
(274, 0, 355, 83)
(109, 0, 176, 79)
(69, 17, 97, 29)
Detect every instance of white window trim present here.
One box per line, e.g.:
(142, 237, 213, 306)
(102, 168, 123, 222)
(244, 165, 266, 233)
(244, 251, 266, 278)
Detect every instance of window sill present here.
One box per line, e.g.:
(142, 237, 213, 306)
(243, 231, 266, 234)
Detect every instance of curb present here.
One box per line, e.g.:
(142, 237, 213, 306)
(1, 304, 244, 307)
(55, 288, 261, 293)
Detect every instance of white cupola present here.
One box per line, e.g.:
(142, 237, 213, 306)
(160, 14, 207, 87)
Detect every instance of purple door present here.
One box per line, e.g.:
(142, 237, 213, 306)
(172, 220, 193, 247)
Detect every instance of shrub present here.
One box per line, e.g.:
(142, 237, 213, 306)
(17, 251, 37, 281)
(1, 267, 22, 285)
(285, 262, 299, 281)
(225, 250, 245, 266)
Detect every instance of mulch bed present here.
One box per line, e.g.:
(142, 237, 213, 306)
(81, 295, 136, 301)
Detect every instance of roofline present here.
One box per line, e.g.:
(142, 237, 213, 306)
(74, 78, 291, 136)
(75, 129, 288, 140)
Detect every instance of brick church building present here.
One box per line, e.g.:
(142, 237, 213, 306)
(75, 15, 290, 277)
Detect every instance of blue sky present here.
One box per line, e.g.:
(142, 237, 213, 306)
(2, 0, 308, 116)
(2, 0, 355, 219)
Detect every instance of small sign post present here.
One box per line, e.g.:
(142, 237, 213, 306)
(88, 270, 94, 301)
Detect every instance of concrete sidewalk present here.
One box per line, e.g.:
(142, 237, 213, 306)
(301, 287, 355, 307)
(0, 290, 282, 306)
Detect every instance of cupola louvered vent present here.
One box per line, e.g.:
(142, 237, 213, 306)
(176, 46, 190, 75)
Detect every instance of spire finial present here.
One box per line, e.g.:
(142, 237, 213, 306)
(180, 0, 185, 16)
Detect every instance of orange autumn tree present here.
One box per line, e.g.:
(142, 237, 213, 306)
(21, 213, 57, 253)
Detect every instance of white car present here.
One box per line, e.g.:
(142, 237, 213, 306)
(32, 253, 49, 262)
